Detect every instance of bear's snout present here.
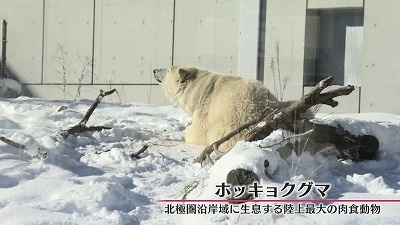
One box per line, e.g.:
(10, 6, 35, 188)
(153, 68, 167, 83)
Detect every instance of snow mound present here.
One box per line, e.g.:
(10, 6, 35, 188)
(0, 98, 399, 224)
(315, 113, 400, 153)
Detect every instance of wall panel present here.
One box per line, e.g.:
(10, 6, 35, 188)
(264, 0, 308, 101)
(0, 0, 43, 83)
(42, 0, 94, 84)
(93, 0, 174, 84)
(361, 0, 400, 114)
(25, 84, 168, 105)
(174, 0, 239, 74)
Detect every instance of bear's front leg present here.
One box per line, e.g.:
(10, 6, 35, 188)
(205, 119, 240, 153)
(184, 112, 208, 146)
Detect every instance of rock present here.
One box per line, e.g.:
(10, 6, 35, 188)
(226, 168, 259, 200)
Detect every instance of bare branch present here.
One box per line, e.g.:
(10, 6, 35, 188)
(257, 129, 314, 148)
(244, 76, 354, 142)
(61, 125, 112, 139)
(130, 145, 149, 159)
(182, 180, 200, 200)
(79, 89, 117, 126)
(62, 89, 116, 138)
(0, 136, 26, 149)
(193, 108, 277, 163)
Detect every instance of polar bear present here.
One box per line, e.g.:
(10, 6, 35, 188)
(153, 66, 292, 153)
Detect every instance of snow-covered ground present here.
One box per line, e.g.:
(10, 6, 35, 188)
(0, 78, 22, 98)
(0, 97, 399, 225)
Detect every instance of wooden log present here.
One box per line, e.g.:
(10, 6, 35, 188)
(194, 76, 377, 164)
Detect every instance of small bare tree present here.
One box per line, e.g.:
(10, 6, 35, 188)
(53, 43, 93, 100)
(270, 41, 289, 101)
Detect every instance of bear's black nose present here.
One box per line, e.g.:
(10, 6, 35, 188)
(153, 69, 156, 73)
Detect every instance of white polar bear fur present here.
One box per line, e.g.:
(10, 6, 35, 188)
(155, 66, 292, 153)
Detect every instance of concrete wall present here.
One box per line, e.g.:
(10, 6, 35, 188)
(314, 9, 364, 85)
(263, 0, 307, 101)
(303, 1, 365, 114)
(237, 0, 260, 80)
(0, 0, 243, 105)
(173, 0, 240, 74)
(361, 0, 400, 113)
(265, 0, 366, 113)
(0, 0, 43, 84)
(267, 0, 400, 114)
(307, 0, 364, 9)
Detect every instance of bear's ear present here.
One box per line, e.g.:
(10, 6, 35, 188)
(177, 68, 196, 83)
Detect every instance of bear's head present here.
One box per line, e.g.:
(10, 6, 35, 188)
(153, 66, 198, 84)
(153, 66, 199, 102)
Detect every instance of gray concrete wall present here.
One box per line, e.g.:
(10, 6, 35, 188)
(267, 0, 400, 114)
(303, 1, 365, 114)
(307, 0, 364, 9)
(0, 0, 242, 105)
(263, 0, 308, 101)
(0, 0, 43, 84)
(361, 0, 400, 114)
(173, 0, 240, 74)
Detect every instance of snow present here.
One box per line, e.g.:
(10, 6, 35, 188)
(0, 78, 22, 98)
(0, 97, 399, 224)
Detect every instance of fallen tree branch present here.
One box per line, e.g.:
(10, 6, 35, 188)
(79, 89, 117, 126)
(61, 89, 116, 138)
(0, 136, 48, 159)
(244, 76, 354, 142)
(193, 108, 278, 163)
(0, 136, 26, 149)
(257, 129, 314, 148)
(95, 149, 111, 155)
(61, 125, 112, 139)
(194, 76, 371, 164)
(182, 180, 200, 200)
(130, 145, 149, 159)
